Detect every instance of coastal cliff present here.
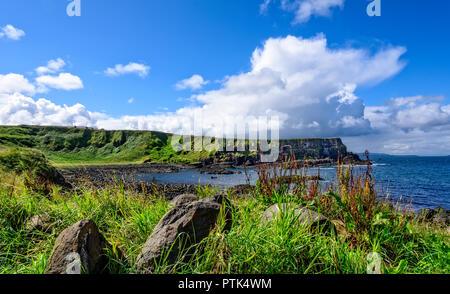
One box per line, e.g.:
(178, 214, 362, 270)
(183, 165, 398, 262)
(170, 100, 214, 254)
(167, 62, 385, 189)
(206, 138, 362, 166)
(0, 125, 362, 166)
(279, 138, 347, 160)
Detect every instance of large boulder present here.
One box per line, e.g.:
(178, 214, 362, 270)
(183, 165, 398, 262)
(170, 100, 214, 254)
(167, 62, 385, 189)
(45, 219, 110, 274)
(261, 203, 331, 230)
(135, 195, 234, 273)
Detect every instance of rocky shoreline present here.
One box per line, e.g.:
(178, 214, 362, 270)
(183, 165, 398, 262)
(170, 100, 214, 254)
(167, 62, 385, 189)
(60, 163, 193, 183)
(59, 159, 363, 182)
(59, 163, 197, 200)
(58, 157, 371, 199)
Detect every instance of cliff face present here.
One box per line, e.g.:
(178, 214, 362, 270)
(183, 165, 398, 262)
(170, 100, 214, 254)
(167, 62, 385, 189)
(208, 138, 354, 166)
(278, 138, 348, 160)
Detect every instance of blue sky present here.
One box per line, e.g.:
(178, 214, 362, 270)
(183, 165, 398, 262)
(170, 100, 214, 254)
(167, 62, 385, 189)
(1, 0, 449, 155)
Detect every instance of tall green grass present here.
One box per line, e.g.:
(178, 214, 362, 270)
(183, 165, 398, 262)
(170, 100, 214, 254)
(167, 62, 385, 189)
(0, 149, 449, 274)
(0, 180, 448, 274)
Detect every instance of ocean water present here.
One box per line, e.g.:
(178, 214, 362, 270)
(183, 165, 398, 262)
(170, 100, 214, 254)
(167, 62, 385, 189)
(136, 154, 450, 210)
(366, 155, 450, 210)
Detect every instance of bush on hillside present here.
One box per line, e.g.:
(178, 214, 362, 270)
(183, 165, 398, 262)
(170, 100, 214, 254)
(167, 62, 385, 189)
(89, 130, 109, 147)
(0, 148, 65, 194)
(112, 131, 126, 147)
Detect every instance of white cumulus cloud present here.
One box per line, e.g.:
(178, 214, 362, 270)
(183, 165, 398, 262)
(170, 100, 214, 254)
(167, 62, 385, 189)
(0, 24, 25, 40)
(344, 96, 450, 155)
(0, 74, 36, 95)
(104, 62, 150, 78)
(261, 0, 344, 23)
(35, 58, 66, 75)
(96, 34, 406, 140)
(35, 73, 84, 92)
(365, 96, 450, 132)
(0, 93, 104, 127)
(175, 74, 209, 91)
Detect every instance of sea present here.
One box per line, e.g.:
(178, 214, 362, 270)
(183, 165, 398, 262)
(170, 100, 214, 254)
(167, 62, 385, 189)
(136, 154, 450, 211)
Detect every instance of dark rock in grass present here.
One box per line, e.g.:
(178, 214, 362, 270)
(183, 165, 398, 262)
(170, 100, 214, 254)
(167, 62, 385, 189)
(332, 219, 350, 239)
(261, 203, 331, 230)
(433, 207, 450, 225)
(52, 170, 73, 189)
(261, 203, 294, 222)
(153, 184, 198, 200)
(26, 214, 54, 232)
(135, 195, 234, 273)
(203, 194, 234, 219)
(417, 207, 450, 226)
(417, 208, 434, 220)
(45, 219, 110, 274)
(170, 194, 198, 207)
